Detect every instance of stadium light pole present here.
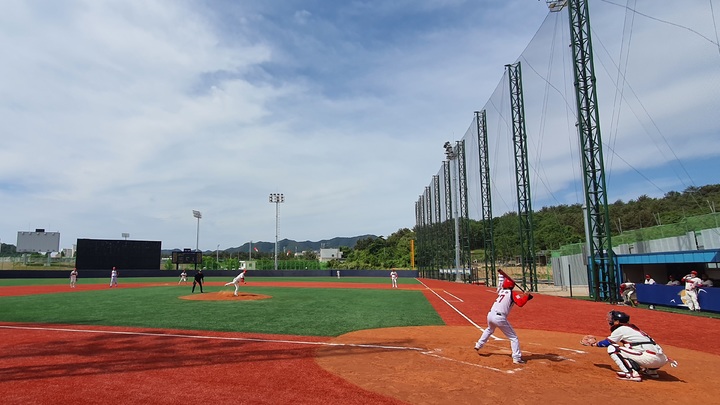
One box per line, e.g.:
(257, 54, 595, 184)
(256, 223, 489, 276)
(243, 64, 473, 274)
(444, 141, 462, 283)
(216, 244, 220, 269)
(193, 210, 202, 251)
(269, 193, 285, 271)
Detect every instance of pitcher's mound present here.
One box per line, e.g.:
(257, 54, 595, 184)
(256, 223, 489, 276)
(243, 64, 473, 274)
(179, 291, 272, 301)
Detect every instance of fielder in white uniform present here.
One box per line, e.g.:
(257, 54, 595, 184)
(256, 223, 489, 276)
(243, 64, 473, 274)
(70, 268, 78, 288)
(682, 271, 702, 311)
(474, 276, 533, 364)
(390, 270, 398, 288)
(178, 271, 188, 285)
(109, 267, 118, 288)
(589, 310, 675, 381)
(224, 270, 246, 296)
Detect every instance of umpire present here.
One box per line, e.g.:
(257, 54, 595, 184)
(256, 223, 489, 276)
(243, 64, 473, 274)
(192, 269, 204, 293)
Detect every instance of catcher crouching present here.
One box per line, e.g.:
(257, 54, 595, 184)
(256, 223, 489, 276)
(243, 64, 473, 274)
(580, 310, 677, 382)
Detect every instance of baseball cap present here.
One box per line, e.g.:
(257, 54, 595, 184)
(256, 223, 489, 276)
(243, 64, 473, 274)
(645, 274, 651, 278)
(691, 270, 698, 275)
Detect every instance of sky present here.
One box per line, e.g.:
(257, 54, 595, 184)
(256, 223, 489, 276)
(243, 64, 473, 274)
(1, 0, 719, 252)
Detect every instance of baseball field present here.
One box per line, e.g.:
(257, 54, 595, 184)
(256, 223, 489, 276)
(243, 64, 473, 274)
(1, 275, 719, 404)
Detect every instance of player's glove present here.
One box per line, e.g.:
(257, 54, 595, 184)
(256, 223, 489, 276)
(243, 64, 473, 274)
(580, 335, 597, 346)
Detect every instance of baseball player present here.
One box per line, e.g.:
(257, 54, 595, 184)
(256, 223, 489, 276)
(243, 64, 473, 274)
(701, 273, 714, 287)
(682, 270, 702, 311)
(70, 268, 78, 288)
(192, 269, 204, 293)
(581, 310, 676, 381)
(109, 267, 118, 288)
(473, 272, 533, 365)
(224, 270, 246, 296)
(337, 270, 340, 279)
(178, 270, 188, 285)
(666, 275, 680, 286)
(390, 270, 398, 288)
(619, 282, 637, 306)
(644, 275, 655, 285)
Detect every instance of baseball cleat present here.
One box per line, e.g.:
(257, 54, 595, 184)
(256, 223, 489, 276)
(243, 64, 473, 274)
(512, 358, 526, 364)
(616, 372, 642, 382)
(643, 369, 659, 379)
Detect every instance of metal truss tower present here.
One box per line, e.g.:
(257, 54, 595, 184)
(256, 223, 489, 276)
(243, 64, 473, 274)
(476, 110, 496, 286)
(456, 140, 472, 280)
(506, 62, 537, 292)
(550, 0, 618, 301)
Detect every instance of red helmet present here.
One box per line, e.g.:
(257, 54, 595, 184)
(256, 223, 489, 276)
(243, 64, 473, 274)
(502, 277, 516, 289)
(691, 270, 698, 275)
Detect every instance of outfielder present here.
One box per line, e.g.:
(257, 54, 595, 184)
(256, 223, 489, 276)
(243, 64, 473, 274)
(474, 272, 533, 365)
(682, 270, 702, 311)
(224, 269, 247, 296)
(70, 268, 78, 288)
(109, 267, 118, 288)
(580, 310, 677, 382)
(390, 270, 398, 288)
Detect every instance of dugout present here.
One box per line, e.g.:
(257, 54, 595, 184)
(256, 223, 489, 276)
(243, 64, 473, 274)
(616, 249, 720, 312)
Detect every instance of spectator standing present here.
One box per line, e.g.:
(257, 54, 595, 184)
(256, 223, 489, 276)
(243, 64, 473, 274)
(666, 275, 680, 286)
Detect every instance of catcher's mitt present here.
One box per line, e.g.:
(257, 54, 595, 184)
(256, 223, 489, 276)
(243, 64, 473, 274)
(580, 335, 597, 346)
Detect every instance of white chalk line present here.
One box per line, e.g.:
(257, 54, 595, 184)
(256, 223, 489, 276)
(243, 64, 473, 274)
(420, 349, 518, 374)
(416, 279, 501, 341)
(442, 290, 464, 302)
(0, 324, 426, 352)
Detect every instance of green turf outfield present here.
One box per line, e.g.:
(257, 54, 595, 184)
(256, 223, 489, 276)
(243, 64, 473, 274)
(0, 279, 442, 336)
(0, 276, 420, 286)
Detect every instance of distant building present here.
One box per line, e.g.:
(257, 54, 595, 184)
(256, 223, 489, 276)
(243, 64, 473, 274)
(319, 248, 342, 263)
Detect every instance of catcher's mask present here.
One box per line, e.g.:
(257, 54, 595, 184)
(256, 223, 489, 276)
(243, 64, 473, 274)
(607, 310, 630, 325)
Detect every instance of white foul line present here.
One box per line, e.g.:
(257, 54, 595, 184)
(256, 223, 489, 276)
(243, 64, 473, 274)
(0, 324, 427, 352)
(443, 290, 464, 302)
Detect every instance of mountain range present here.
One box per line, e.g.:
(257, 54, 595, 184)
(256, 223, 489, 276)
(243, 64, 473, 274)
(162, 234, 377, 255)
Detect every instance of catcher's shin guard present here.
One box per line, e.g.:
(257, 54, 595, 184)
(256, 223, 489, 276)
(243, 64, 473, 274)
(607, 345, 634, 373)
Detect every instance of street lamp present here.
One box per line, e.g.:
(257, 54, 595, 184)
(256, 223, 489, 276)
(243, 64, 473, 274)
(444, 141, 462, 283)
(193, 210, 202, 251)
(216, 244, 220, 269)
(269, 193, 285, 271)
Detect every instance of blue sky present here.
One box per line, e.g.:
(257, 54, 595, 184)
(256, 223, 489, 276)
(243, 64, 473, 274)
(0, 1, 718, 251)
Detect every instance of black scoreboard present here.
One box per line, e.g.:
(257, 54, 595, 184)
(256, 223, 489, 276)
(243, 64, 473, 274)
(76, 239, 161, 270)
(171, 251, 203, 265)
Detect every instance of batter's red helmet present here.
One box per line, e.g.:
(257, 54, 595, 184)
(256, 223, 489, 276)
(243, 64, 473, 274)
(501, 277, 516, 289)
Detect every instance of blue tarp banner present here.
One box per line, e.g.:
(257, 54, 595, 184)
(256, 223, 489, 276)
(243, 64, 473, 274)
(636, 283, 720, 312)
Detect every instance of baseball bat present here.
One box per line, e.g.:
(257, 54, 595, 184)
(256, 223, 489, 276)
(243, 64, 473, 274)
(497, 268, 528, 293)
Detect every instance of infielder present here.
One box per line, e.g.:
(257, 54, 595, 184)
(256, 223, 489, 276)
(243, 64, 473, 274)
(70, 268, 78, 288)
(682, 270, 702, 311)
(474, 272, 533, 365)
(109, 267, 118, 288)
(581, 310, 676, 382)
(224, 270, 246, 296)
(390, 270, 398, 288)
(178, 270, 188, 285)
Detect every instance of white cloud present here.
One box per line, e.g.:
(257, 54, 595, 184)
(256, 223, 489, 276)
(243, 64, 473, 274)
(0, 0, 718, 252)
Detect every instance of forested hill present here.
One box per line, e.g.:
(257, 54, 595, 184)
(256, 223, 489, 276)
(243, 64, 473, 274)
(482, 184, 720, 259)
